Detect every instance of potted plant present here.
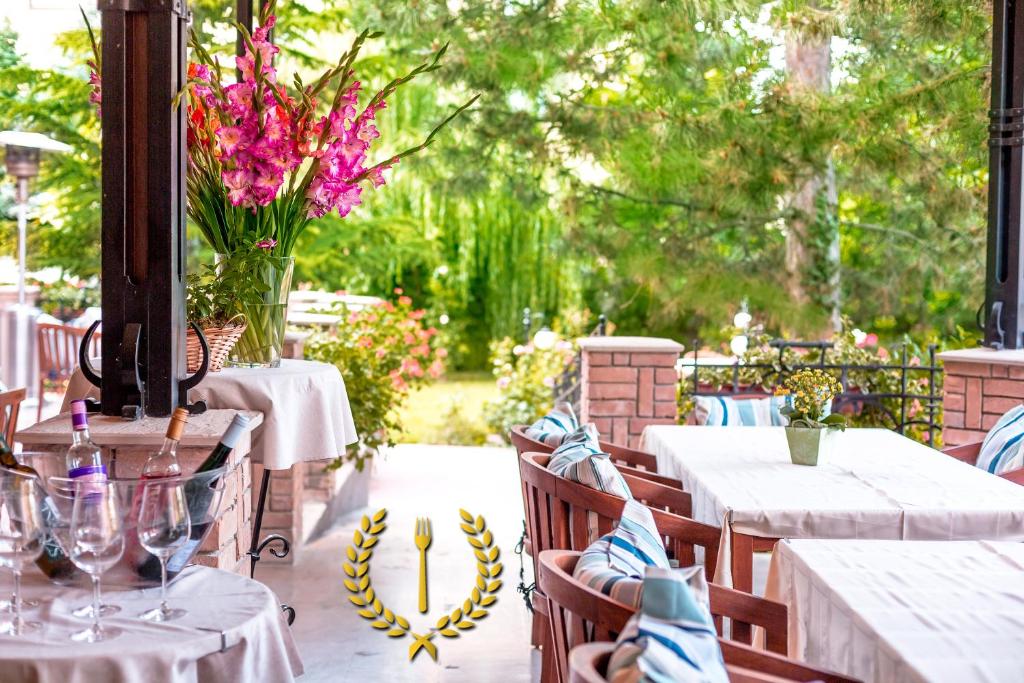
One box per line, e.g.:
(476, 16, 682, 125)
(775, 369, 846, 466)
(185, 246, 276, 372)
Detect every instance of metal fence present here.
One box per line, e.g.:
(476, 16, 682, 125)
(683, 339, 943, 446)
(552, 315, 607, 414)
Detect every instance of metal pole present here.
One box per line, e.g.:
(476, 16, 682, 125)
(16, 177, 28, 307)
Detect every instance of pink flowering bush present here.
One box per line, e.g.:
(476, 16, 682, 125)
(305, 291, 446, 469)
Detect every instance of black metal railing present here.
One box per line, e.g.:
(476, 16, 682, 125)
(683, 339, 943, 446)
(552, 315, 607, 414)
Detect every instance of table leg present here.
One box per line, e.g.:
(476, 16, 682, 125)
(248, 468, 296, 625)
(731, 530, 755, 594)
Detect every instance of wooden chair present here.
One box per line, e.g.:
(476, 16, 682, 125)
(36, 323, 101, 421)
(569, 641, 832, 683)
(542, 550, 859, 683)
(520, 450, 719, 681)
(511, 424, 680, 487)
(942, 441, 1024, 485)
(510, 426, 693, 661)
(0, 388, 26, 445)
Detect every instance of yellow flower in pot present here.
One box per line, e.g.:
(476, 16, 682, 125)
(775, 369, 847, 466)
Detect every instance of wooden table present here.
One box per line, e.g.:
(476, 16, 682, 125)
(640, 426, 1024, 593)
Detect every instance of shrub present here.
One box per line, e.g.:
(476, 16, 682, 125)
(483, 334, 577, 441)
(305, 290, 446, 470)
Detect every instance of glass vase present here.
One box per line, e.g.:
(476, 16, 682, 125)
(218, 254, 294, 368)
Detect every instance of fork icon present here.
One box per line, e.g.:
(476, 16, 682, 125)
(414, 517, 432, 613)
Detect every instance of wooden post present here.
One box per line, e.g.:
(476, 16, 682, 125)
(98, 0, 189, 417)
(984, 0, 1024, 349)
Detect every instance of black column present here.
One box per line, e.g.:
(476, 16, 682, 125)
(984, 0, 1024, 349)
(98, 0, 189, 416)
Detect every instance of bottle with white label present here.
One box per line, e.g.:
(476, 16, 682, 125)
(66, 400, 107, 485)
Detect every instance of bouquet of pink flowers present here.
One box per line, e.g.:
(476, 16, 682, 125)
(86, 2, 474, 366)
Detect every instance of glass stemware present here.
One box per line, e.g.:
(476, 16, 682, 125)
(137, 480, 191, 622)
(69, 480, 125, 642)
(0, 470, 47, 636)
(46, 479, 120, 618)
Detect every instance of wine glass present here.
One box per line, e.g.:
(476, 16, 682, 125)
(0, 469, 47, 636)
(137, 479, 190, 622)
(46, 478, 120, 618)
(69, 480, 125, 642)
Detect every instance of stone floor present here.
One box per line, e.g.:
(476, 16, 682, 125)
(260, 444, 539, 683)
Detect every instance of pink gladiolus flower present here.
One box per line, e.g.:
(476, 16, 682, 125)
(256, 238, 277, 250)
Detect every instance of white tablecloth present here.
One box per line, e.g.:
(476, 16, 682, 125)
(0, 565, 302, 683)
(640, 426, 1024, 583)
(766, 539, 1024, 683)
(66, 359, 358, 470)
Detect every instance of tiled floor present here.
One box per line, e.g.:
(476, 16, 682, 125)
(261, 445, 539, 683)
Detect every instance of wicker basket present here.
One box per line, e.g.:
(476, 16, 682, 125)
(186, 316, 247, 373)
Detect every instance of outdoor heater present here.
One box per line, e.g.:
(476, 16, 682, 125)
(0, 130, 72, 306)
(0, 131, 71, 401)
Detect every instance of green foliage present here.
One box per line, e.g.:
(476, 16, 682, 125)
(0, 2, 999, 367)
(186, 248, 273, 327)
(483, 334, 578, 441)
(304, 294, 445, 469)
(30, 276, 98, 321)
(0, 23, 101, 278)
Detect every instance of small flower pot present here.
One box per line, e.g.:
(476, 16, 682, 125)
(784, 427, 832, 466)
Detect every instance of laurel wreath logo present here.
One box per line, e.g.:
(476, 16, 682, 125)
(341, 508, 503, 661)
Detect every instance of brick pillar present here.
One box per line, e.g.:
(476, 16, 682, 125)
(939, 348, 1024, 446)
(578, 336, 682, 448)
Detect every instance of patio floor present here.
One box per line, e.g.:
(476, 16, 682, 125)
(261, 444, 539, 682)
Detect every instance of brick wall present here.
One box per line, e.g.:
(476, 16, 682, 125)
(939, 348, 1024, 447)
(578, 336, 682, 448)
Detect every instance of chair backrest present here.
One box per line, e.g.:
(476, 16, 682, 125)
(942, 441, 1024, 486)
(568, 642, 800, 683)
(511, 424, 661, 475)
(0, 388, 26, 444)
(542, 550, 858, 683)
(520, 451, 720, 585)
(37, 323, 101, 382)
(510, 426, 689, 514)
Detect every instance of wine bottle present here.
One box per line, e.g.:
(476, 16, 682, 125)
(0, 434, 77, 581)
(165, 413, 251, 574)
(133, 408, 189, 578)
(66, 400, 107, 493)
(142, 407, 189, 478)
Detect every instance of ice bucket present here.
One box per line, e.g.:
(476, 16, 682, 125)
(17, 452, 226, 589)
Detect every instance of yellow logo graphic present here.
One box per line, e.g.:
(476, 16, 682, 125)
(342, 508, 503, 661)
